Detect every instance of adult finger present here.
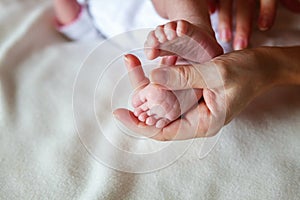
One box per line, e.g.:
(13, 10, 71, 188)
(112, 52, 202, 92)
(233, 0, 255, 50)
(149, 62, 222, 90)
(218, 0, 233, 42)
(113, 105, 206, 141)
(162, 101, 212, 140)
(124, 54, 149, 89)
(258, 0, 277, 31)
(113, 108, 166, 140)
(114, 101, 222, 140)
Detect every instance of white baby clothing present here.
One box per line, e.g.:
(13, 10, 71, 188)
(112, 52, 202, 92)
(58, 0, 167, 40)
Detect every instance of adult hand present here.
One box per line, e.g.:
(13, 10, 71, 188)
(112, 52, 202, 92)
(215, 0, 278, 50)
(114, 47, 283, 141)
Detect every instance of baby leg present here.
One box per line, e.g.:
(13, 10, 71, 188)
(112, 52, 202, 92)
(54, 0, 81, 25)
(145, 20, 223, 63)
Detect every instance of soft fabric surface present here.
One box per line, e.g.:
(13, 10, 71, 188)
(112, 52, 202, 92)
(0, 0, 299, 199)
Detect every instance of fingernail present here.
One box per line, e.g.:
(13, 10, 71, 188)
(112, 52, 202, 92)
(124, 54, 129, 64)
(259, 16, 269, 31)
(220, 28, 231, 42)
(112, 110, 119, 118)
(234, 38, 247, 50)
(150, 68, 168, 85)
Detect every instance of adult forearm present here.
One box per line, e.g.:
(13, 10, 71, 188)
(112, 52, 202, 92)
(277, 46, 300, 85)
(266, 46, 300, 85)
(250, 46, 300, 90)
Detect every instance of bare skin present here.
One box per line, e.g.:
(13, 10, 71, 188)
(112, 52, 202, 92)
(132, 20, 223, 128)
(115, 46, 300, 140)
(213, 0, 278, 50)
(125, 54, 202, 128)
(52, 0, 223, 128)
(133, 0, 288, 127)
(53, 0, 81, 25)
(147, 0, 223, 61)
(144, 20, 223, 62)
(127, 0, 223, 128)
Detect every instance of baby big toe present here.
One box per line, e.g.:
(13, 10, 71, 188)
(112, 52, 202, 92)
(145, 116, 157, 126)
(138, 112, 148, 122)
(176, 20, 189, 37)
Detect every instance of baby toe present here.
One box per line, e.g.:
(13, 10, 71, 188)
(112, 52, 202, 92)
(176, 20, 189, 37)
(138, 112, 148, 122)
(144, 34, 160, 60)
(155, 25, 168, 43)
(146, 116, 157, 126)
(164, 21, 177, 40)
(146, 30, 160, 47)
(134, 107, 143, 117)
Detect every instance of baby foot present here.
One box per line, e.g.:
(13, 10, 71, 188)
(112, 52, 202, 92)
(144, 20, 223, 63)
(132, 84, 202, 128)
(125, 54, 202, 129)
(132, 85, 179, 128)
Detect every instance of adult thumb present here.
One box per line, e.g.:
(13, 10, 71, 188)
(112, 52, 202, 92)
(149, 64, 210, 90)
(124, 54, 149, 89)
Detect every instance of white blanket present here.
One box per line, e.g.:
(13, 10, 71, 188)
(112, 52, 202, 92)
(0, 0, 299, 199)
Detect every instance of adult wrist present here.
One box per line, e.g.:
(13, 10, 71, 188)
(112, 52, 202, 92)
(249, 47, 281, 92)
(281, 46, 300, 85)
